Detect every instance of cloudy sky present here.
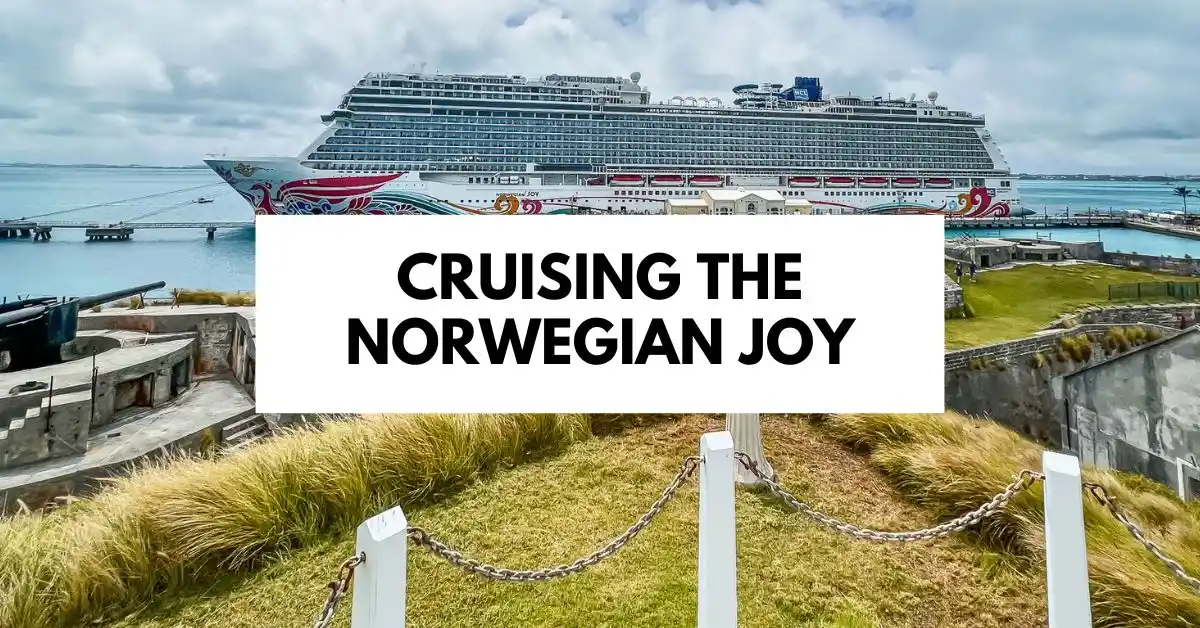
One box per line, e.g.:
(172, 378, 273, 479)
(1, 0, 1198, 174)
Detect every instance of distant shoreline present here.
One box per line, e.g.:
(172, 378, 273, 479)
(1017, 174, 1199, 182)
(1, 163, 1196, 180)
(0, 163, 207, 170)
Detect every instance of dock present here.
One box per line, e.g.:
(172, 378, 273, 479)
(0, 220, 254, 242)
(943, 215, 1125, 229)
(944, 214, 1200, 242)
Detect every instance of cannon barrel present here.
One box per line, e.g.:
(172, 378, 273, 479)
(0, 304, 48, 328)
(0, 296, 57, 315)
(76, 281, 167, 310)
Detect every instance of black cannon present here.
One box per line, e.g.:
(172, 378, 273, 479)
(0, 281, 166, 372)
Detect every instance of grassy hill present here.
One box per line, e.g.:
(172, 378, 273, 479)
(945, 263, 1181, 348)
(3, 412, 1199, 628)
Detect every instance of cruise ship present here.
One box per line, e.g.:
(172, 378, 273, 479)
(206, 71, 1028, 217)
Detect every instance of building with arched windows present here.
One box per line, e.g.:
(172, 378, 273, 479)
(664, 189, 813, 215)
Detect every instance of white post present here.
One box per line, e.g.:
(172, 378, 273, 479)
(1042, 451, 1093, 628)
(1176, 458, 1193, 501)
(350, 506, 409, 628)
(698, 431, 737, 628)
(726, 412, 774, 485)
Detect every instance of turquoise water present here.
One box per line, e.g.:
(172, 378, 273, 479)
(1, 167, 1197, 298)
(943, 227, 1200, 258)
(1019, 179, 1194, 215)
(0, 166, 253, 298)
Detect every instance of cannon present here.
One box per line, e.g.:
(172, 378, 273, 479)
(0, 281, 166, 372)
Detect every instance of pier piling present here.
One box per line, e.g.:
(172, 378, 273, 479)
(85, 227, 135, 242)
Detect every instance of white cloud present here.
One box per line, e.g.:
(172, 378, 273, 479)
(0, 0, 1198, 173)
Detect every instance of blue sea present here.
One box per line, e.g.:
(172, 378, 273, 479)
(0, 166, 253, 298)
(1, 166, 1198, 298)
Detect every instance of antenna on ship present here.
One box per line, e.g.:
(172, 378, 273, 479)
(928, 91, 938, 105)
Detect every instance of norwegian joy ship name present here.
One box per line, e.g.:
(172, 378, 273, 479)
(206, 71, 1029, 217)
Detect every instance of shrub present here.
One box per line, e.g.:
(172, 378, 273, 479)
(1103, 327, 1131, 354)
(172, 289, 256, 307)
(1058, 334, 1093, 363)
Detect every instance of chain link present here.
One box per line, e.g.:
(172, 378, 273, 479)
(1082, 482, 1200, 592)
(407, 455, 700, 582)
(312, 553, 364, 628)
(735, 452, 1043, 542)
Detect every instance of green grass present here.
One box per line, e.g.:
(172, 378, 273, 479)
(944, 263, 1177, 349)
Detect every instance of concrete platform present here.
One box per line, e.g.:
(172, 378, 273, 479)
(81, 304, 255, 321)
(0, 304, 261, 514)
(0, 339, 193, 398)
(0, 377, 254, 508)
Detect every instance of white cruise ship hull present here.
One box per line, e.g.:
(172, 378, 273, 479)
(206, 158, 1028, 218)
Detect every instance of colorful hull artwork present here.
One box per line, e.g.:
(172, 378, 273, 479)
(813, 187, 1011, 218)
(208, 160, 1013, 218)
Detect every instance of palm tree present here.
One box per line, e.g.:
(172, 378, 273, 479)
(1173, 186, 1191, 214)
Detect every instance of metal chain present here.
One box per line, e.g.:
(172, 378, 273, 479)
(1083, 482, 1200, 592)
(312, 553, 364, 628)
(407, 455, 701, 582)
(735, 452, 1043, 542)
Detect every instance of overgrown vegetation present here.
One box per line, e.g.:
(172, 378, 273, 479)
(819, 412, 1200, 628)
(5, 412, 1198, 628)
(1101, 325, 1163, 355)
(944, 263, 1177, 349)
(105, 415, 1047, 628)
(0, 413, 598, 628)
(1057, 333, 1093, 363)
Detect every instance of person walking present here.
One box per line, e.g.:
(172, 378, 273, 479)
(954, 261, 963, 284)
(969, 260, 977, 282)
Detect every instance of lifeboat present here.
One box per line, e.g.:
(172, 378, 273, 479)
(610, 174, 645, 186)
(924, 178, 953, 188)
(788, 176, 820, 187)
(824, 176, 855, 187)
(585, 177, 605, 186)
(689, 175, 724, 187)
(650, 175, 685, 186)
(858, 177, 888, 187)
(892, 177, 920, 187)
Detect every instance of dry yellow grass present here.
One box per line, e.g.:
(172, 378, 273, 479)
(0, 413, 593, 628)
(171, 289, 256, 306)
(819, 412, 1200, 627)
(108, 414, 1046, 628)
(4, 412, 1197, 628)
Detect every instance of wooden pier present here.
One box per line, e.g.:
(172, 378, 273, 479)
(0, 220, 253, 242)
